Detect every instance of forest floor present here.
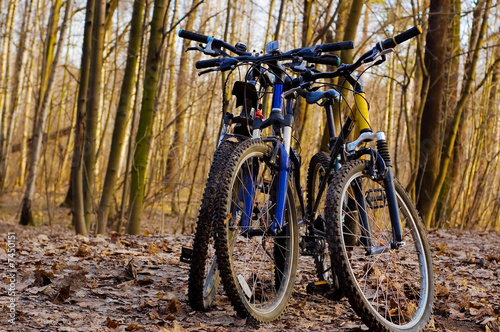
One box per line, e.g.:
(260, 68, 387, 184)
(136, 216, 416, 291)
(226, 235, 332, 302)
(0, 196, 499, 331)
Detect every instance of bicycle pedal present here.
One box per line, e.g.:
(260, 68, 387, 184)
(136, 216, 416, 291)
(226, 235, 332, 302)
(366, 188, 387, 209)
(180, 247, 192, 264)
(306, 280, 331, 295)
(300, 235, 325, 256)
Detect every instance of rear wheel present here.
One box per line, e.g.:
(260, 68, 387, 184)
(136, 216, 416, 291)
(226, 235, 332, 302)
(214, 139, 299, 322)
(326, 160, 434, 331)
(306, 152, 336, 286)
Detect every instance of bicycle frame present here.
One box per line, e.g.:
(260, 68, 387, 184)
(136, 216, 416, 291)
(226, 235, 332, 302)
(234, 80, 301, 236)
(308, 78, 404, 252)
(224, 59, 404, 251)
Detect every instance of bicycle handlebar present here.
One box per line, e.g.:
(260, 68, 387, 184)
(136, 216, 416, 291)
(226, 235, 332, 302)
(195, 58, 222, 69)
(380, 26, 422, 50)
(178, 29, 210, 43)
(178, 29, 252, 56)
(316, 41, 354, 53)
(187, 26, 421, 82)
(287, 26, 422, 89)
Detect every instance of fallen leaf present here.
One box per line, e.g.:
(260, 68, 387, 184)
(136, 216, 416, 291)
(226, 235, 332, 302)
(53, 285, 71, 303)
(233, 318, 246, 327)
(435, 283, 450, 297)
(148, 243, 158, 254)
(481, 317, 497, 325)
(34, 269, 54, 286)
(125, 259, 137, 280)
(38, 234, 50, 242)
(137, 277, 153, 286)
(75, 244, 91, 257)
(167, 298, 181, 314)
(104, 317, 119, 329)
(125, 323, 142, 331)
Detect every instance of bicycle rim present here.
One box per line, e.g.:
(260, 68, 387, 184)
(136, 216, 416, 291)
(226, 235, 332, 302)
(216, 141, 298, 322)
(327, 160, 434, 331)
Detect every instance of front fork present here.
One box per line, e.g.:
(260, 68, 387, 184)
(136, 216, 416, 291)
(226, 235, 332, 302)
(244, 84, 294, 235)
(349, 134, 404, 253)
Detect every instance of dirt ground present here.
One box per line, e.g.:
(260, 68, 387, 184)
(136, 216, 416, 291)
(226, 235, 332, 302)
(0, 200, 499, 331)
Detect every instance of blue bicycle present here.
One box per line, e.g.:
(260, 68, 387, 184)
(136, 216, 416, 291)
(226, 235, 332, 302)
(180, 26, 434, 331)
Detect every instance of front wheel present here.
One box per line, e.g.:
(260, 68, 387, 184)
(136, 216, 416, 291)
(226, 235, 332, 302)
(213, 139, 299, 322)
(188, 137, 243, 311)
(325, 160, 434, 331)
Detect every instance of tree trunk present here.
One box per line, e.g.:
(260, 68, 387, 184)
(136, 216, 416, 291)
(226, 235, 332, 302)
(415, 0, 451, 224)
(0, 0, 33, 191)
(20, 0, 71, 226)
(435, 0, 462, 226)
(83, 0, 106, 230)
(340, 0, 363, 64)
(420, 0, 491, 227)
(128, 0, 170, 235)
(96, 0, 146, 234)
(72, 0, 96, 234)
(0, 0, 17, 192)
(164, 0, 199, 199)
(274, 0, 285, 41)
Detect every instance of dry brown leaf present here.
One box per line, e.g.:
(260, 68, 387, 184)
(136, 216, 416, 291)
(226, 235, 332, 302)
(34, 269, 54, 286)
(138, 277, 153, 286)
(104, 317, 119, 329)
(233, 318, 247, 327)
(148, 243, 158, 254)
(125, 323, 142, 331)
(53, 285, 71, 303)
(167, 298, 181, 314)
(125, 259, 137, 280)
(436, 283, 450, 297)
(75, 244, 91, 257)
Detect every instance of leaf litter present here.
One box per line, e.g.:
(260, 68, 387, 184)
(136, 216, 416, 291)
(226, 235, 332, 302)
(0, 226, 498, 331)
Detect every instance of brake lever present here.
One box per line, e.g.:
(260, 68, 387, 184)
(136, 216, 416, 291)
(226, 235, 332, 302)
(363, 47, 393, 64)
(198, 68, 221, 76)
(285, 61, 307, 72)
(186, 38, 226, 57)
(373, 48, 393, 60)
(186, 46, 205, 52)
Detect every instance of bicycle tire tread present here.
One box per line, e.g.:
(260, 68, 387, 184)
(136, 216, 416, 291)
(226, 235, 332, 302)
(188, 137, 245, 311)
(325, 159, 435, 332)
(213, 138, 297, 323)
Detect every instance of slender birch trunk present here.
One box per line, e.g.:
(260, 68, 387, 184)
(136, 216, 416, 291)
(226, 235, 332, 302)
(96, 0, 146, 234)
(72, 0, 96, 234)
(128, 0, 170, 235)
(20, 0, 71, 226)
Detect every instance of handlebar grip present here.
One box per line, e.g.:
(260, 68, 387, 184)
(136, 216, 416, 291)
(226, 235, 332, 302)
(178, 29, 210, 44)
(309, 54, 341, 66)
(195, 58, 222, 69)
(381, 25, 422, 49)
(318, 41, 354, 52)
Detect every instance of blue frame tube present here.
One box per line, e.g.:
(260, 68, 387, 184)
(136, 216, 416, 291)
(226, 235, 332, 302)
(272, 83, 283, 110)
(271, 144, 290, 233)
(240, 166, 255, 231)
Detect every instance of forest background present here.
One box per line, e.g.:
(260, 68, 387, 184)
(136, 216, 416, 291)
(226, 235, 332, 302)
(0, 0, 499, 235)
